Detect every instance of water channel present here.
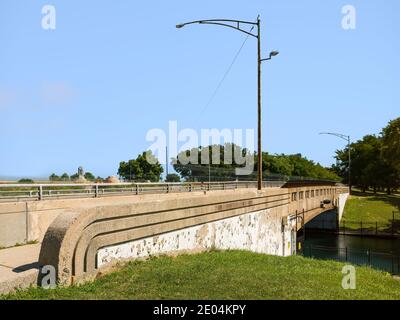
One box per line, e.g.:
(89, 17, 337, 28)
(303, 231, 400, 274)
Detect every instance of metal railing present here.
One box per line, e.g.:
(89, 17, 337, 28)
(0, 180, 288, 203)
(341, 213, 400, 237)
(304, 214, 400, 238)
(303, 244, 400, 275)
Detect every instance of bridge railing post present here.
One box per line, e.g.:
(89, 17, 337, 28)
(392, 211, 395, 236)
(95, 184, 99, 198)
(302, 209, 305, 241)
(367, 249, 371, 266)
(38, 185, 43, 201)
(397, 255, 400, 275)
(392, 253, 395, 275)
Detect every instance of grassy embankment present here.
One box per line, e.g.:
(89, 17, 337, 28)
(341, 190, 400, 231)
(2, 250, 400, 300)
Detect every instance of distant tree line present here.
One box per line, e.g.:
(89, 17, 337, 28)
(333, 117, 400, 194)
(18, 178, 34, 184)
(172, 143, 339, 182)
(49, 171, 103, 183)
(261, 153, 339, 181)
(117, 144, 339, 184)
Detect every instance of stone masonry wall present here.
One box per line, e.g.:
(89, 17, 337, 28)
(98, 206, 292, 268)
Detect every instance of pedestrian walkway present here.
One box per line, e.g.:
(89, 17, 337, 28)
(0, 243, 41, 295)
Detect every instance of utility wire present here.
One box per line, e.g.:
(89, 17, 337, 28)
(197, 25, 255, 119)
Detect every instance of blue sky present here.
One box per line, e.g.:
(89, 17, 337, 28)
(0, 0, 398, 178)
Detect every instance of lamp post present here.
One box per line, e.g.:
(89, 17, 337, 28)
(320, 132, 352, 193)
(176, 18, 279, 190)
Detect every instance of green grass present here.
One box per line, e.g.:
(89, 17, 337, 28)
(341, 190, 400, 230)
(2, 250, 400, 300)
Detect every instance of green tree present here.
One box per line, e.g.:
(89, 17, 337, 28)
(381, 118, 400, 194)
(334, 131, 398, 194)
(173, 143, 253, 182)
(165, 173, 181, 183)
(84, 172, 95, 181)
(265, 154, 293, 177)
(60, 173, 70, 181)
(49, 173, 60, 181)
(382, 118, 400, 171)
(118, 151, 163, 182)
(18, 178, 34, 183)
(261, 153, 338, 180)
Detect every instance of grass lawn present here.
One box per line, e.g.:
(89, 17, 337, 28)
(2, 250, 400, 300)
(341, 190, 400, 231)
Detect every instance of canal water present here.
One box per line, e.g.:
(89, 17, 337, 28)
(303, 231, 400, 274)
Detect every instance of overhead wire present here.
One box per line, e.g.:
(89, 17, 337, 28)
(197, 24, 256, 119)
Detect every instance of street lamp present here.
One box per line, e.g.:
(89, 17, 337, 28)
(320, 132, 352, 192)
(176, 18, 279, 190)
(264, 50, 280, 60)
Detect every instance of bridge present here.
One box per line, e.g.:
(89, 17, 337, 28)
(0, 181, 349, 291)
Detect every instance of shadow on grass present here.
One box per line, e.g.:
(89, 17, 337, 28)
(351, 190, 400, 212)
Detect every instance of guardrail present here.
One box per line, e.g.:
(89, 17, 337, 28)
(0, 180, 287, 202)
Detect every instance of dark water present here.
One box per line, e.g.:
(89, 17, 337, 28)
(303, 231, 400, 274)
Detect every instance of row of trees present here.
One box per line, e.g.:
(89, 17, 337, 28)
(117, 145, 339, 183)
(49, 172, 101, 182)
(333, 117, 400, 194)
(262, 153, 339, 181)
(172, 144, 339, 182)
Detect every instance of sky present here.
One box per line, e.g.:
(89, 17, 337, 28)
(0, 0, 398, 179)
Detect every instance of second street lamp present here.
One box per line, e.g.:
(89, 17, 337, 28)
(320, 132, 352, 193)
(176, 17, 278, 190)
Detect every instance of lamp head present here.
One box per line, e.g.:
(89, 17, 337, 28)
(176, 24, 185, 29)
(269, 51, 280, 58)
